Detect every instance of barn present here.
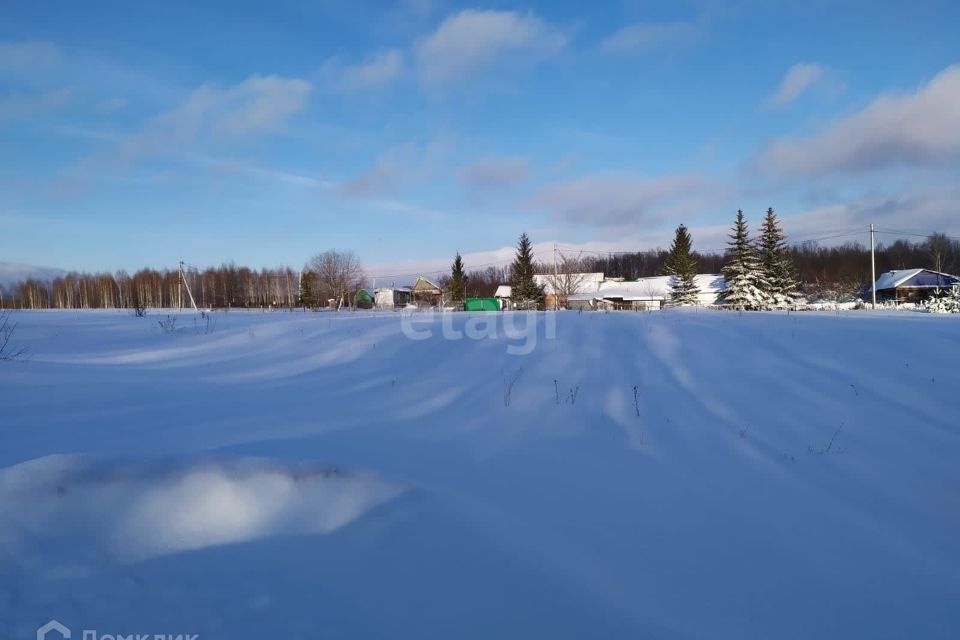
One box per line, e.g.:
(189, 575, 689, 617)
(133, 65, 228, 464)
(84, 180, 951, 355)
(874, 269, 960, 304)
(374, 287, 412, 309)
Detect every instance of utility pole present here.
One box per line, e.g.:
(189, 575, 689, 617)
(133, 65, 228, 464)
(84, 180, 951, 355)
(182, 265, 198, 311)
(870, 224, 877, 309)
(178, 259, 184, 311)
(553, 243, 559, 310)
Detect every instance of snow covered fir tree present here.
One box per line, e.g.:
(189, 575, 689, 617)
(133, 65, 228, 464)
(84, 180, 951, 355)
(509, 232, 544, 309)
(721, 210, 767, 310)
(757, 208, 800, 308)
(926, 286, 960, 313)
(720, 208, 801, 310)
(663, 224, 700, 305)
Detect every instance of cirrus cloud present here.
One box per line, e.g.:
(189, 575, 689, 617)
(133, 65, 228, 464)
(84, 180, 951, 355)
(0, 41, 60, 72)
(756, 64, 960, 176)
(530, 172, 715, 227)
(459, 155, 530, 190)
(766, 63, 825, 107)
(415, 10, 566, 86)
(599, 22, 700, 56)
(323, 50, 404, 91)
(116, 74, 312, 162)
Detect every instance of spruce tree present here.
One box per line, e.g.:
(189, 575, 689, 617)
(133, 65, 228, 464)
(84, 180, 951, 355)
(663, 224, 700, 305)
(449, 252, 467, 305)
(721, 210, 767, 310)
(299, 270, 317, 308)
(509, 232, 544, 308)
(757, 207, 800, 307)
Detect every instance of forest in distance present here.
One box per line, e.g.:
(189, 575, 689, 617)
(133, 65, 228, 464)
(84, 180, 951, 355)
(2, 232, 958, 310)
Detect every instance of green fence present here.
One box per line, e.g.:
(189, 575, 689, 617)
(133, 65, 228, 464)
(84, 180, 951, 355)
(464, 297, 500, 311)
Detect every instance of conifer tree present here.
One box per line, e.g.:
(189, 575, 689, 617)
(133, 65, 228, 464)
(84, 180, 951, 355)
(757, 207, 800, 306)
(663, 224, 700, 305)
(509, 232, 544, 308)
(722, 210, 767, 310)
(449, 252, 467, 305)
(299, 269, 317, 308)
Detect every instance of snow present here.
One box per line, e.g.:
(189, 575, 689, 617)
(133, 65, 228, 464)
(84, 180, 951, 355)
(1, 309, 959, 639)
(875, 269, 926, 290)
(494, 284, 512, 298)
(874, 268, 960, 291)
(533, 272, 605, 295)
(570, 274, 725, 305)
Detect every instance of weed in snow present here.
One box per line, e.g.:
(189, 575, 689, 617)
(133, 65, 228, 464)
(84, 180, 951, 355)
(810, 423, 846, 455)
(554, 380, 580, 406)
(503, 367, 523, 407)
(194, 312, 216, 335)
(0, 310, 29, 362)
(157, 315, 177, 334)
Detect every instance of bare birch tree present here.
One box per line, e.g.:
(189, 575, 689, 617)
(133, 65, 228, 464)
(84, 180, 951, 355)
(308, 250, 366, 309)
(542, 253, 592, 309)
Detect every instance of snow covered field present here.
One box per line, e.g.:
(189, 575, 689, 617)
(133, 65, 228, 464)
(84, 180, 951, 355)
(1, 309, 959, 639)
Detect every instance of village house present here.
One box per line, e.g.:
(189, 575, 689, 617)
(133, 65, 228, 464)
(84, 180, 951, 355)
(873, 269, 960, 304)
(533, 272, 605, 309)
(568, 274, 726, 310)
(411, 276, 443, 308)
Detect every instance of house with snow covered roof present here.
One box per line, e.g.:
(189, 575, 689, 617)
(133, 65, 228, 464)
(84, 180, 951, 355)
(568, 274, 726, 310)
(533, 272, 605, 309)
(873, 269, 960, 304)
(411, 275, 443, 308)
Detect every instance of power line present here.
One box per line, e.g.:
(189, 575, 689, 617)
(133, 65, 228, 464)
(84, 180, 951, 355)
(555, 228, 868, 257)
(365, 251, 553, 281)
(874, 228, 960, 242)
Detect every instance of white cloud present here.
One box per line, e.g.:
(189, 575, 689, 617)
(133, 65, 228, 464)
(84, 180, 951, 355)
(757, 64, 960, 175)
(324, 50, 404, 91)
(338, 136, 453, 197)
(599, 22, 699, 56)
(530, 172, 714, 227)
(459, 155, 529, 190)
(400, 0, 436, 18)
(211, 75, 312, 137)
(0, 41, 59, 72)
(776, 187, 960, 240)
(416, 10, 566, 85)
(0, 88, 72, 121)
(767, 63, 824, 107)
(120, 74, 311, 159)
(95, 97, 128, 114)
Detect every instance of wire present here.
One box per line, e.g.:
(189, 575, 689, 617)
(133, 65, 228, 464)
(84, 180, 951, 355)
(365, 251, 553, 281)
(554, 228, 867, 258)
(874, 228, 960, 242)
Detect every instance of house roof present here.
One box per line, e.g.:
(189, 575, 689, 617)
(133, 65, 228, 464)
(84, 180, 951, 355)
(494, 285, 512, 298)
(412, 275, 441, 292)
(533, 272, 605, 295)
(874, 269, 959, 290)
(604, 274, 725, 299)
(568, 274, 725, 302)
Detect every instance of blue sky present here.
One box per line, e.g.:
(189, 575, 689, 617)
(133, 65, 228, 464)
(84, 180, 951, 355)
(2, 0, 959, 278)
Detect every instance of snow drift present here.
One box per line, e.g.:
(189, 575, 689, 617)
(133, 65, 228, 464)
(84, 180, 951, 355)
(0, 309, 958, 639)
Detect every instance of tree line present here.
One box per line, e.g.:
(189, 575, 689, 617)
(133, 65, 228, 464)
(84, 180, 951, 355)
(0, 265, 299, 310)
(2, 223, 957, 310)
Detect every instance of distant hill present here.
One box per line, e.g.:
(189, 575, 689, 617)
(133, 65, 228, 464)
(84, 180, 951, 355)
(0, 261, 66, 289)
